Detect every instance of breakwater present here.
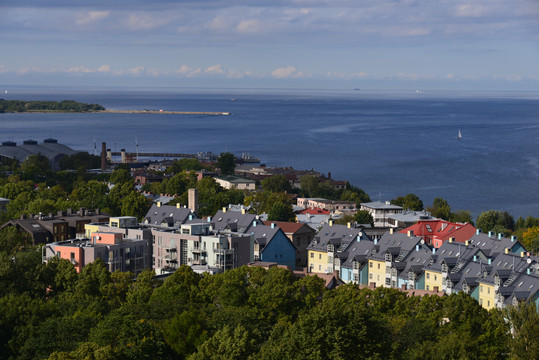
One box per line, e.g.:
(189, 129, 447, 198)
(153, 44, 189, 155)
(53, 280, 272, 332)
(99, 110, 230, 115)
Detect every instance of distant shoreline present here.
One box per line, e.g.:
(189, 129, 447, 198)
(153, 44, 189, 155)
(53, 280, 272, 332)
(99, 110, 231, 115)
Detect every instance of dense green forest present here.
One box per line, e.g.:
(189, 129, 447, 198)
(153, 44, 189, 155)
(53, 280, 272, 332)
(1, 222, 539, 360)
(0, 99, 105, 113)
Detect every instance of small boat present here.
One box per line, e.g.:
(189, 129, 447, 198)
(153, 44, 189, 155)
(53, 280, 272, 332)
(230, 98, 237, 102)
(456, 129, 462, 139)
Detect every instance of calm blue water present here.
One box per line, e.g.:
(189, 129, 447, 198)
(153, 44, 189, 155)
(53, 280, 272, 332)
(1, 86, 538, 218)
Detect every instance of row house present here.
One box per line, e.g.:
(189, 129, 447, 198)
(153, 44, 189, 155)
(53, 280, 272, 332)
(366, 230, 425, 288)
(3, 208, 109, 244)
(296, 197, 357, 212)
(251, 223, 297, 269)
(307, 222, 371, 274)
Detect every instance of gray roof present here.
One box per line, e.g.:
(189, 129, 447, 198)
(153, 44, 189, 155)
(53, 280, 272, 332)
(211, 210, 261, 233)
(468, 233, 523, 258)
(249, 224, 295, 251)
(143, 204, 195, 228)
(307, 223, 371, 253)
(369, 232, 422, 262)
(360, 201, 403, 210)
(340, 239, 376, 269)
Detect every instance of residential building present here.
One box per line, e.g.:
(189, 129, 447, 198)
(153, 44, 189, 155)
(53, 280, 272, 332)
(360, 201, 403, 227)
(296, 197, 357, 212)
(262, 220, 316, 267)
(42, 231, 149, 274)
(400, 220, 477, 248)
(2, 208, 109, 244)
(214, 175, 256, 190)
(387, 210, 436, 228)
(251, 223, 296, 269)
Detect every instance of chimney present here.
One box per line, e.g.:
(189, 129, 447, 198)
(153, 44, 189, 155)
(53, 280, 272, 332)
(488, 258, 492, 265)
(407, 230, 414, 237)
(511, 235, 517, 242)
(207, 216, 212, 223)
(241, 208, 246, 215)
(521, 251, 525, 258)
(222, 207, 227, 213)
(121, 149, 126, 163)
(432, 248, 436, 254)
(504, 248, 509, 254)
(253, 221, 257, 227)
(415, 244, 419, 252)
(157, 202, 161, 208)
(498, 233, 503, 239)
(374, 238, 378, 245)
(347, 222, 351, 229)
(473, 255, 477, 262)
(476, 229, 482, 235)
(176, 203, 181, 209)
(271, 223, 275, 229)
(329, 220, 333, 227)
(101, 142, 107, 171)
(188, 188, 199, 215)
(188, 214, 193, 221)
(357, 234, 362, 242)
(488, 231, 495, 237)
(527, 268, 531, 275)
(449, 237, 454, 243)
(389, 228, 394, 234)
(106, 148, 112, 161)
(465, 240, 469, 246)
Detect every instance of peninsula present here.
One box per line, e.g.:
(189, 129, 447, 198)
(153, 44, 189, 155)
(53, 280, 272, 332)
(0, 99, 105, 113)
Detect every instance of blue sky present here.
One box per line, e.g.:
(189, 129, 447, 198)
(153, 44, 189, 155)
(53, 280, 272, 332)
(1, 0, 539, 90)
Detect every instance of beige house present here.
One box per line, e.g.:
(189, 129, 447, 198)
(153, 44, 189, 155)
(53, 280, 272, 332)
(214, 175, 256, 190)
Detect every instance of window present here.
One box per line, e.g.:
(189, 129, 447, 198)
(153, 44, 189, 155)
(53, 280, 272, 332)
(377, 263, 380, 269)
(311, 253, 314, 258)
(370, 262, 373, 268)
(319, 265, 321, 271)
(369, 273, 373, 279)
(480, 285, 483, 293)
(427, 273, 430, 279)
(319, 254, 322, 259)
(434, 275, 437, 281)
(426, 285, 430, 290)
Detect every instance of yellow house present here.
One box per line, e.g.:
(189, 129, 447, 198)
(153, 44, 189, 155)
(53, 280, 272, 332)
(478, 281, 496, 310)
(308, 249, 329, 273)
(424, 270, 443, 291)
(368, 259, 386, 287)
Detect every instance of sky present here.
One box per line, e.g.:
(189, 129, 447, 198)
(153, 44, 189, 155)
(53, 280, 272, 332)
(1, 0, 539, 90)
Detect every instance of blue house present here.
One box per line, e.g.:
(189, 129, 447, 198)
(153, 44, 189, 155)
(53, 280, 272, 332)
(251, 223, 297, 269)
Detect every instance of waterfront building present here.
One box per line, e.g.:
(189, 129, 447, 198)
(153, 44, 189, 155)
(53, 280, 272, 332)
(400, 220, 476, 248)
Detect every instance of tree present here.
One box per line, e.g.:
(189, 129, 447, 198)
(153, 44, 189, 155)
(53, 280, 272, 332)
(391, 193, 423, 211)
(188, 325, 255, 360)
(449, 210, 474, 224)
(354, 210, 374, 227)
(121, 192, 150, 221)
(521, 227, 539, 253)
(165, 171, 197, 196)
(267, 202, 295, 222)
(428, 197, 451, 220)
(217, 152, 236, 175)
(299, 175, 319, 198)
(109, 168, 132, 185)
(261, 175, 292, 193)
(476, 210, 515, 234)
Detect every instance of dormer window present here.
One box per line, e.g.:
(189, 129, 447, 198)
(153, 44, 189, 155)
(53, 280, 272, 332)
(385, 253, 392, 262)
(442, 264, 448, 273)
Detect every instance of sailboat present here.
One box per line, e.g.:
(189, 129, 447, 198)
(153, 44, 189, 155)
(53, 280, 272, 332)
(456, 129, 462, 139)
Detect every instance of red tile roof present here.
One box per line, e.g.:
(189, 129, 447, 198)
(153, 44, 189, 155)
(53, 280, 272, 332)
(262, 220, 309, 234)
(400, 220, 476, 247)
(298, 207, 330, 215)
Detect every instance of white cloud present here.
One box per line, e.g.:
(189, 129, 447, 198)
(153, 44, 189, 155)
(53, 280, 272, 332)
(236, 19, 263, 34)
(205, 64, 226, 75)
(75, 10, 110, 26)
(97, 65, 111, 73)
(454, 4, 487, 18)
(271, 66, 309, 79)
(175, 65, 202, 77)
(126, 13, 170, 30)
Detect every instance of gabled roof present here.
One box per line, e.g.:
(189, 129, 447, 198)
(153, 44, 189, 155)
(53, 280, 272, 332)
(250, 225, 296, 252)
(307, 223, 370, 253)
(211, 210, 260, 233)
(143, 203, 195, 227)
(360, 201, 403, 210)
(400, 220, 476, 244)
(262, 220, 315, 235)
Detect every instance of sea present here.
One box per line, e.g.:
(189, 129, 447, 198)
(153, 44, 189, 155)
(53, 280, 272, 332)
(1, 86, 538, 219)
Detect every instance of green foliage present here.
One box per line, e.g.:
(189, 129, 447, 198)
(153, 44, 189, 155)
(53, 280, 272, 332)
(267, 202, 295, 222)
(109, 168, 132, 185)
(0, 99, 104, 112)
(261, 175, 292, 193)
(165, 158, 207, 174)
(476, 210, 515, 234)
(521, 227, 539, 253)
(353, 210, 374, 226)
(217, 152, 236, 175)
(59, 152, 102, 170)
(428, 197, 451, 220)
(449, 209, 474, 224)
(391, 193, 424, 211)
(165, 171, 197, 196)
